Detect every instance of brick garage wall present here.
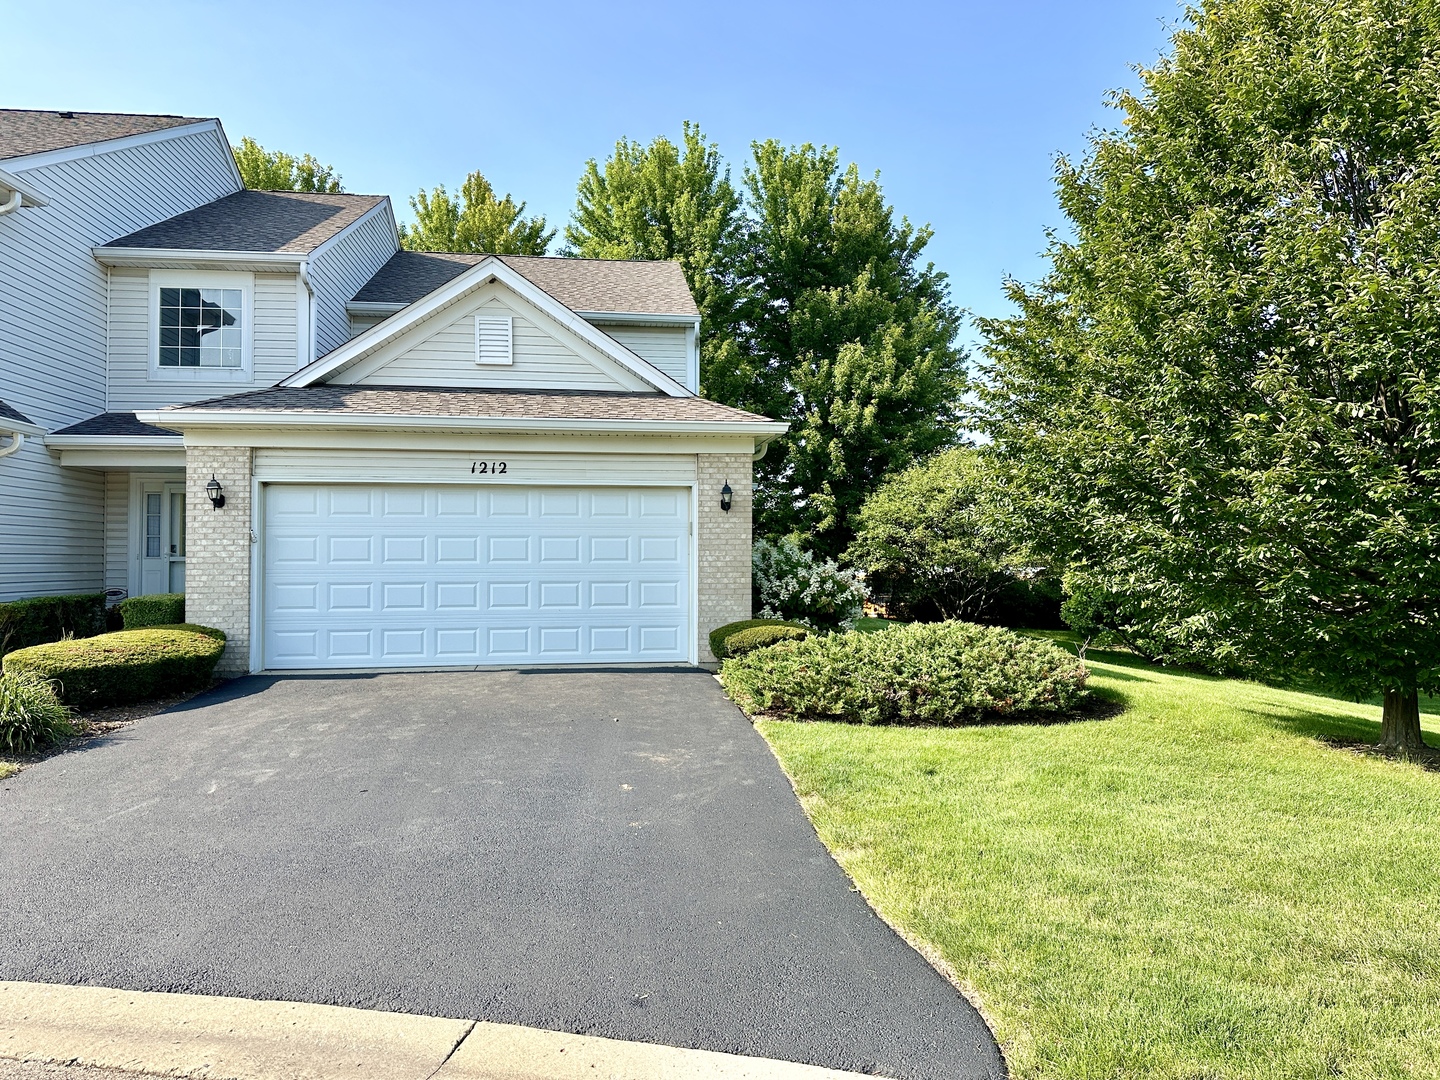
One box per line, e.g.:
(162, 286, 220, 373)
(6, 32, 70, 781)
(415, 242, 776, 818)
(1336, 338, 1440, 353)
(697, 453, 753, 665)
(186, 446, 253, 676)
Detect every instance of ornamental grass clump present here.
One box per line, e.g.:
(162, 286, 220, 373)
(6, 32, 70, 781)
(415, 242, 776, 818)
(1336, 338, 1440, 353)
(0, 669, 78, 753)
(720, 621, 1089, 725)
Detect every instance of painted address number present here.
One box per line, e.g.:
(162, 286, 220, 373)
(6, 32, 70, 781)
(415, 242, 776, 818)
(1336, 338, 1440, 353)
(471, 461, 508, 475)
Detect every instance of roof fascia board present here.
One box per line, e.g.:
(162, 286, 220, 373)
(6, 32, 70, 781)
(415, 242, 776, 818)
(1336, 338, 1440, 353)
(44, 434, 183, 447)
(285, 257, 694, 397)
(306, 197, 397, 262)
(577, 311, 700, 326)
(1, 119, 233, 177)
(0, 167, 49, 207)
(346, 301, 405, 316)
(211, 117, 245, 190)
(1, 415, 48, 437)
(133, 408, 788, 438)
(92, 247, 306, 269)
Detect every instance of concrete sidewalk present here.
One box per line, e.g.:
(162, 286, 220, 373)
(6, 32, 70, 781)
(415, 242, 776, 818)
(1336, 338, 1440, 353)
(0, 981, 872, 1080)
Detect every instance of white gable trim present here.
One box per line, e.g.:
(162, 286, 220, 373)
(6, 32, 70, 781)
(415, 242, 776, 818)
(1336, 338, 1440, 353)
(282, 258, 694, 397)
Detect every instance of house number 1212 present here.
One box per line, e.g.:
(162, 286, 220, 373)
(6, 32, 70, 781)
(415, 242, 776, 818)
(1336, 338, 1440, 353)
(471, 461, 508, 474)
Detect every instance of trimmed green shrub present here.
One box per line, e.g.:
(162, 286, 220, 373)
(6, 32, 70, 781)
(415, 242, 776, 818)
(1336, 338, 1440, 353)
(0, 669, 78, 753)
(720, 620, 1089, 725)
(709, 618, 810, 661)
(721, 624, 810, 659)
(0, 593, 107, 655)
(119, 593, 185, 629)
(2, 626, 226, 708)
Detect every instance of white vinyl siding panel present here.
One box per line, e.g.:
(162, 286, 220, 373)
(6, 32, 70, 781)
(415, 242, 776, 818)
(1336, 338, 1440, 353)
(598, 324, 691, 389)
(349, 312, 389, 339)
(0, 126, 237, 600)
(104, 472, 130, 595)
(253, 449, 698, 486)
(106, 271, 300, 409)
(341, 293, 648, 391)
(262, 484, 692, 669)
(306, 204, 399, 358)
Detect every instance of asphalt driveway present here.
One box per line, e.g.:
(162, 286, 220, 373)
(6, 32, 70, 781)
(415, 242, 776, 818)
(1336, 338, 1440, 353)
(0, 669, 1003, 1079)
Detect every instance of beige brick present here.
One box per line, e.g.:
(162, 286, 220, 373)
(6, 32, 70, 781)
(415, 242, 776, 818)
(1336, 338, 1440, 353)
(185, 447, 253, 676)
(696, 453, 753, 665)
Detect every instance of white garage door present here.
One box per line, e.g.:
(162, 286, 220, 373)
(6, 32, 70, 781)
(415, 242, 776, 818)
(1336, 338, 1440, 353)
(262, 484, 691, 669)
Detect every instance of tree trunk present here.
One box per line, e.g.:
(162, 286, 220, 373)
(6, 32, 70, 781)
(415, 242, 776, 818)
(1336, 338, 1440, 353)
(1380, 687, 1427, 754)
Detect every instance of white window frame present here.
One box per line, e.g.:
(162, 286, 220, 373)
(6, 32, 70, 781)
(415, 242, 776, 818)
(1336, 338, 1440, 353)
(149, 269, 255, 382)
(475, 313, 514, 365)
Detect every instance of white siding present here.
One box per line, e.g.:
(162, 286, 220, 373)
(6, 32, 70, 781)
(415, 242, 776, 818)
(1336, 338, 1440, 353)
(0, 125, 239, 601)
(338, 289, 651, 392)
(349, 312, 389, 338)
(253, 448, 698, 486)
(104, 471, 130, 595)
(307, 202, 398, 359)
(106, 270, 300, 410)
(597, 323, 691, 389)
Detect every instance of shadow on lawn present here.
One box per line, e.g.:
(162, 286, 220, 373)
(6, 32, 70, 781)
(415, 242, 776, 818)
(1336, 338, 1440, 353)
(1240, 699, 1440, 770)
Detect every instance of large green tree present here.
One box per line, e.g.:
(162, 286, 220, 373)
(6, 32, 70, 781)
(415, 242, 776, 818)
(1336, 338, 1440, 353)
(564, 123, 745, 390)
(232, 137, 342, 193)
(400, 171, 554, 254)
(979, 0, 1440, 752)
(739, 142, 967, 558)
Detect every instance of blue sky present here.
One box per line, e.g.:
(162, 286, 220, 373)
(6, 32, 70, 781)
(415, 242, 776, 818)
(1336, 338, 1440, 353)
(1, 0, 1181, 340)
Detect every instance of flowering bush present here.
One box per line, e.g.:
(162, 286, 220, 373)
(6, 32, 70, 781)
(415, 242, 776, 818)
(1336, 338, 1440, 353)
(720, 621, 1090, 725)
(753, 537, 865, 630)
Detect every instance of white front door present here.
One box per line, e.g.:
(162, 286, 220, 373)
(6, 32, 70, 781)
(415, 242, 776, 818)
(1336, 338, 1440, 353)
(139, 482, 186, 596)
(261, 484, 692, 670)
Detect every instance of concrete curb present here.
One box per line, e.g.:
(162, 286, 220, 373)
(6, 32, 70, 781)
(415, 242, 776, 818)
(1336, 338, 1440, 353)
(0, 982, 871, 1080)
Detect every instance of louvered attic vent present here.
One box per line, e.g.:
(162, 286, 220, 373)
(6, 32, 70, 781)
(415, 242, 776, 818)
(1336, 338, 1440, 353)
(475, 314, 514, 365)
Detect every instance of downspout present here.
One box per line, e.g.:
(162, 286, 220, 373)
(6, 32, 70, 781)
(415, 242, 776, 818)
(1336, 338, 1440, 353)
(753, 435, 778, 462)
(0, 430, 23, 458)
(0, 189, 22, 217)
(298, 259, 316, 364)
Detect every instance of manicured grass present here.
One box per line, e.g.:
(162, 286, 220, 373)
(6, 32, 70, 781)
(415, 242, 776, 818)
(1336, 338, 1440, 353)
(853, 615, 905, 633)
(757, 645, 1440, 1079)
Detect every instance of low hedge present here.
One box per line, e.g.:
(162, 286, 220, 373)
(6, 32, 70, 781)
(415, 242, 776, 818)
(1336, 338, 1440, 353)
(722, 623, 809, 659)
(2, 625, 227, 708)
(709, 618, 811, 661)
(720, 620, 1090, 725)
(0, 592, 107, 655)
(119, 593, 185, 629)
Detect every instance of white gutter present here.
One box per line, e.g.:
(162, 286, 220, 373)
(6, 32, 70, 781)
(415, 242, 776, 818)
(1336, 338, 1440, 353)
(298, 259, 316, 364)
(92, 247, 307, 268)
(44, 434, 183, 448)
(0, 189, 20, 217)
(133, 408, 789, 440)
(0, 415, 47, 458)
(0, 167, 50, 209)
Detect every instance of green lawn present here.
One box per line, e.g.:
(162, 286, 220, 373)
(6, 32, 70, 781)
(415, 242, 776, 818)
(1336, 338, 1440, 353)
(757, 644, 1440, 1079)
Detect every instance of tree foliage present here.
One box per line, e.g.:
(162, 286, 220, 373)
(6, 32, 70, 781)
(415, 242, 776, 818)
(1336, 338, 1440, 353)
(565, 122, 744, 374)
(400, 171, 554, 255)
(978, 0, 1440, 750)
(847, 448, 1011, 620)
(737, 143, 967, 557)
(232, 137, 342, 193)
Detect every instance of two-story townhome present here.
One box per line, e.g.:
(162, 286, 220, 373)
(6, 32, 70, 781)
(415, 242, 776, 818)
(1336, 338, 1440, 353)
(0, 109, 784, 674)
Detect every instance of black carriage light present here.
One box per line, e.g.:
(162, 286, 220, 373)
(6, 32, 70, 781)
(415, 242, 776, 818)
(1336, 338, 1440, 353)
(206, 475, 226, 510)
(720, 481, 733, 513)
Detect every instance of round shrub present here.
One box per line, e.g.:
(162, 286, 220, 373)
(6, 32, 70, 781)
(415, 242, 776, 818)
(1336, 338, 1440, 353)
(1, 626, 227, 708)
(722, 624, 810, 659)
(709, 618, 810, 661)
(0, 669, 77, 753)
(118, 593, 185, 630)
(720, 621, 1089, 725)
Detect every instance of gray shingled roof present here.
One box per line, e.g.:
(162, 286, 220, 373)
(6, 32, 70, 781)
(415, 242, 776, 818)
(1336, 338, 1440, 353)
(353, 252, 699, 317)
(164, 385, 775, 424)
(0, 398, 33, 426)
(52, 412, 180, 437)
(0, 110, 207, 161)
(104, 190, 387, 254)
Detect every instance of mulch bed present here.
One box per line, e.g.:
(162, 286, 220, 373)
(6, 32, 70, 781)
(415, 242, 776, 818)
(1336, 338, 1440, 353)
(0, 681, 220, 777)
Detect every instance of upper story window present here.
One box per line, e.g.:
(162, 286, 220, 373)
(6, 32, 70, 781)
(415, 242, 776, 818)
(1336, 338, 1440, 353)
(159, 288, 243, 367)
(149, 270, 253, 380)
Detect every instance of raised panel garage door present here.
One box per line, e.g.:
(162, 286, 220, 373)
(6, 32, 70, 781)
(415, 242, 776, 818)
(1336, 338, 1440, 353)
(262, 484, 691, 669)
